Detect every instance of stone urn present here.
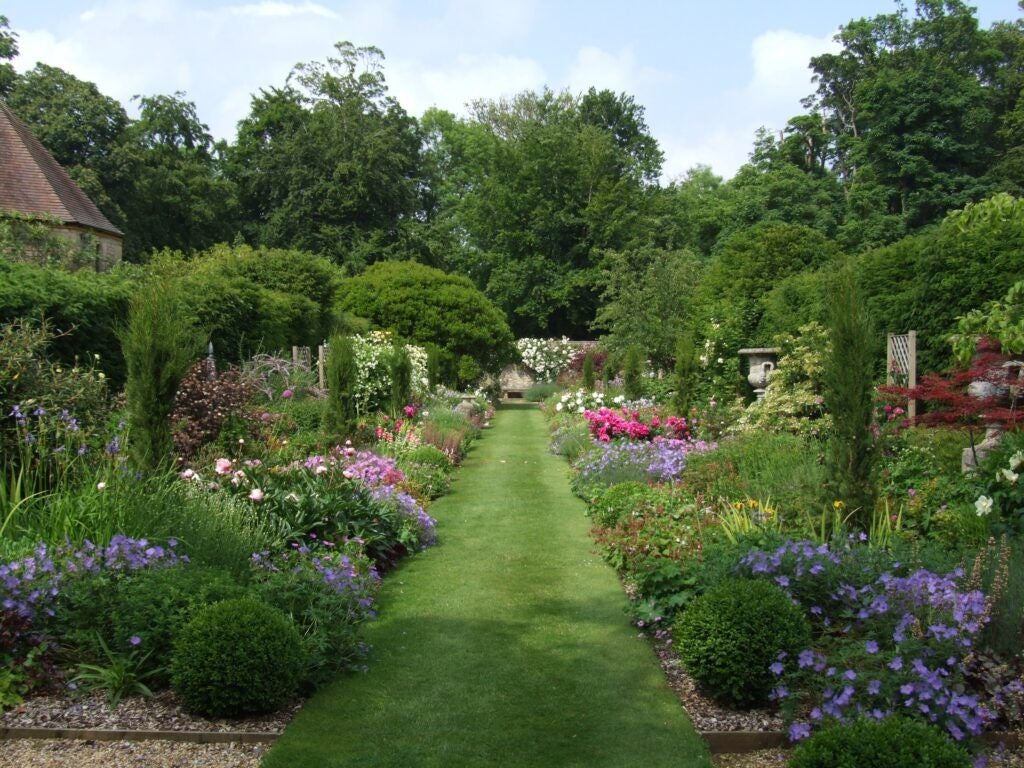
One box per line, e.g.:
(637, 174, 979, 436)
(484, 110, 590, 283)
(738, 348, 779, 401)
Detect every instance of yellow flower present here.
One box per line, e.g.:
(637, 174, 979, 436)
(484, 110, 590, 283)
(733, 501, 744, 511)
(833, 500, 845, 510)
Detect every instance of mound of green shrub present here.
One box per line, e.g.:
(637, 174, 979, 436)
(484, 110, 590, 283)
(589, 481, 665, 529)
(789, 717, 970, 768)
(674, 578, 809, 708)
(171, 599, 305, 716)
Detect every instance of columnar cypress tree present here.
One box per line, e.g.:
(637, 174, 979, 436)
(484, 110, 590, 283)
(581, 351, 596, 391)
(389, 343, 412, 417)
(121, 275, 200, 469)
(672, 334, 696, 416)
(323, 335, 358, 437)
(822, 263, 878, 527)
(623, 345, 645, 401)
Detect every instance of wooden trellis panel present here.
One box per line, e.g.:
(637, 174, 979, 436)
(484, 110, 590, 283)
(887, 331, 917, 420)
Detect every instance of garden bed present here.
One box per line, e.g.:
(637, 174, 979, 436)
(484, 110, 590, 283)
(0, 738, 268, 767)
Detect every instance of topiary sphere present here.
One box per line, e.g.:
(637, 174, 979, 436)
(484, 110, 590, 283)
(674, 578, 810, 708)
(789, 716, 970, 768)
(171, 598, 305, 717)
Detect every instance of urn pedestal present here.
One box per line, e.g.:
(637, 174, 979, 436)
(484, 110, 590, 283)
(738, 348, 779, 401)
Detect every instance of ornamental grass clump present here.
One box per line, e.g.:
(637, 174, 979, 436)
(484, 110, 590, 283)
(789, 716, 970, 768)
(171, 598, 304, 717)
(675, 578, 810, 708)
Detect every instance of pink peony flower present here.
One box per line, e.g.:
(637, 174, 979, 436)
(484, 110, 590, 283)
(214, 458, 233, 475)
(248, 488, 264, 502)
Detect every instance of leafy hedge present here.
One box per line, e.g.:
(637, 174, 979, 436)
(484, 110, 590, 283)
(335, 260, 515, 378)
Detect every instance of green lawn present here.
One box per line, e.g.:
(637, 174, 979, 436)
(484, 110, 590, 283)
(263, 404, 711, 768)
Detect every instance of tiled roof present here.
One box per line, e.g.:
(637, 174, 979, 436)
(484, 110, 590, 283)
(0, 100, 122, 237)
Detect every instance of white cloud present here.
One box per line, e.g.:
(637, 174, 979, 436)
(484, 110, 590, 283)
(658, 28, 839, 180)
(389, 54, 546, 117)
(746, 29, 839, 105)
(226, 1, 339, 19)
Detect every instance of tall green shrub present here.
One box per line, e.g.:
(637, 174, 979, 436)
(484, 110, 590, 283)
(672, 334, 696, 416)
(623, 345, 644, 400)
(426, 343, 441, 390)
(323, 335, 358, 437)
(581, 351, 596, 391)
(389, 343, 412, 417)
(822, 263, 877, 527)
(121, 276, 200, 469)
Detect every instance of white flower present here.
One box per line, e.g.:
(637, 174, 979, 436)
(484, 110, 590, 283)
(249, 488, 264, 503)
(716, 357, 724, 364)
(96, 482, 106, 492)
(555, 402, 563, 411)
(975, 495, 994, 517)
(1000, 468, 1019, 484)
(1011, 451, 1024, 471)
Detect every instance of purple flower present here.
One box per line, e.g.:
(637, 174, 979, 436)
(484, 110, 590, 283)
(866, 640, 879, 654)
(788, 722, 811, 742)
(769, 662, 785, 676)
(129, 635, 141, 646)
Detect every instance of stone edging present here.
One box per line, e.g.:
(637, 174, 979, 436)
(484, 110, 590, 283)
(0, 727, 278, 744)
(701, 730, 1022, 754)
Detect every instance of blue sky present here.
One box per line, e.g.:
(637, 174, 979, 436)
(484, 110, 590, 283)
(5, 1, 1021, 179)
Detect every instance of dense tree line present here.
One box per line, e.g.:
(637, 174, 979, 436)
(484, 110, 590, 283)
(2, 2, 1023, 374)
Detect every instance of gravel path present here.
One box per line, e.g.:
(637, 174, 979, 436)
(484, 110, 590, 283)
(0, 691, 297, 733)
(0, 739, 267, 767)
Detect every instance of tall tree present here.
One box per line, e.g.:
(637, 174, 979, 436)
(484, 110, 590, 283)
(228, 42, 422, 268)
(122, 92, 239, 256)
(0, 14, 17, 98)
(808, 1, 1006, 231)
(422, 88, 662, 337)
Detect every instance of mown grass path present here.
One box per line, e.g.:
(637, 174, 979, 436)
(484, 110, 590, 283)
(263, 404, 711, 768)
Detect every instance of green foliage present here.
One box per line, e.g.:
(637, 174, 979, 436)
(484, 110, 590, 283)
(588, 481, 665, 529)
(248, 543, 379, 688)
(581, 352, 596, 391)
(171, 599, 305, 717)
(623, 346, 644, 400)
(734, 323, 831, 438)
(228, 43, 421, 266)
(425, 343, 442, 389)
(121, 274, 201, 468)
(0, 258, 136, 385)
(524, 382, 560, 402)
(822, 264, 877, 526)
(952, 274, 1024, 367)
(594, 246, 702, 368)
(335, 261, 514, 375)
(422, 87, 662, 338)
(789, 717, 969, 768)
(859, 193, 1024, 373)
(694, 222, 841, 348)
(121, 93, 239, 256)
(71, 634, 160, 709)
(672, 334, 697, 416)
(388, 344, 412, 418)
(177, 244, 339, 356)
(323, 335, 358, 438)
(674, 578, 810, 708)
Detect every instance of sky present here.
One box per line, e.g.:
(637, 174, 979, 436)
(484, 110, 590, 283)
(4, 0, 1022, 180)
